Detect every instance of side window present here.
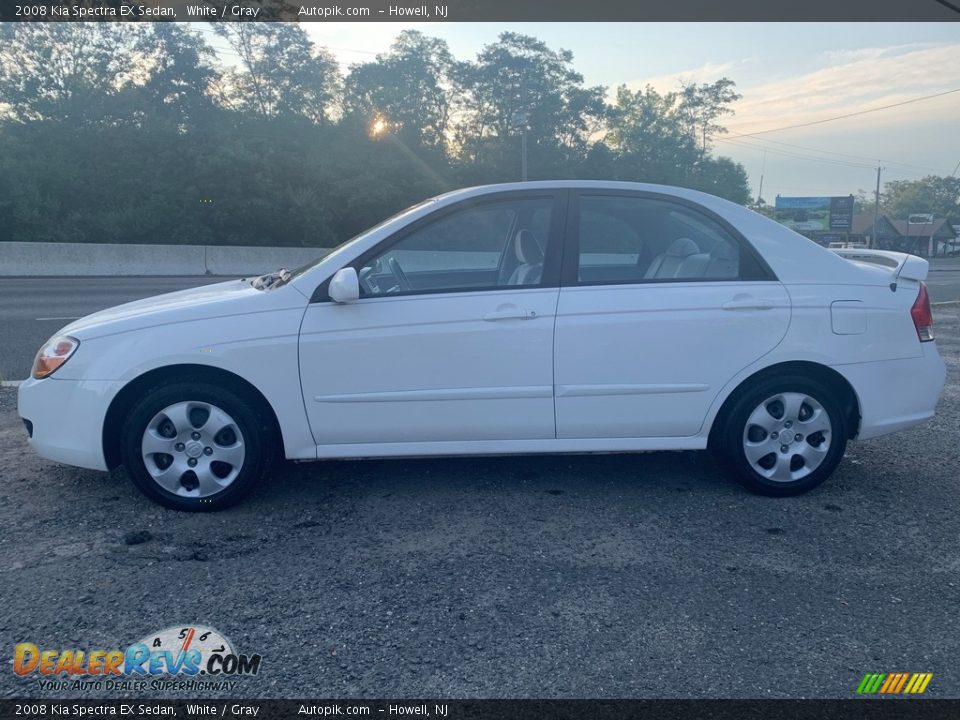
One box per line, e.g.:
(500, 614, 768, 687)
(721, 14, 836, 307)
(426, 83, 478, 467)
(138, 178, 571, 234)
(359, 197, 553, 297)
(576, 196, 742, 284)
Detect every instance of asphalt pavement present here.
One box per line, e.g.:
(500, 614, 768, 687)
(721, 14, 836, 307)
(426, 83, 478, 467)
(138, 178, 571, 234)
(0, 307, 958, 699)
(2, 263, 960, 382)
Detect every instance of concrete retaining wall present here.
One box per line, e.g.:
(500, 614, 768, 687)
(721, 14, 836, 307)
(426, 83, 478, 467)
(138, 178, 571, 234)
(0, 241, 330, 277)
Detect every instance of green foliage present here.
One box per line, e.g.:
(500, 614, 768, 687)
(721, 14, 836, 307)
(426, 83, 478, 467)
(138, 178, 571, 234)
(882, 176, 960, 224)
(0, 25, 753, 247)
(452, 32, 607, 179)
(344, 30, 454, 147)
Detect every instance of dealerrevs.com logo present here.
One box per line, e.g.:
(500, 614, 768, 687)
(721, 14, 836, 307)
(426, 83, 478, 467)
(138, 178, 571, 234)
(13, 625, 262, 692)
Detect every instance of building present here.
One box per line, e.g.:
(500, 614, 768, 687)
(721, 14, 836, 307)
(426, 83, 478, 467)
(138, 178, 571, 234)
(798, 212, 957, 257)
(890, 218, 957, 257)
(849, 213, 900, 248)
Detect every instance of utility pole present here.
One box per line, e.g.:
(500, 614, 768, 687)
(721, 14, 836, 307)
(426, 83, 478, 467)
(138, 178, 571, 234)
(755, 151, 767, 206)
(512, 110, 529, 182)
(871, 165, 883, 249)
(521, 128, 528, 182)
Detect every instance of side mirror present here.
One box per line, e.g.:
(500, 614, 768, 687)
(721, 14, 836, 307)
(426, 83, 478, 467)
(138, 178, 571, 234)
(328, 267, 359, 303)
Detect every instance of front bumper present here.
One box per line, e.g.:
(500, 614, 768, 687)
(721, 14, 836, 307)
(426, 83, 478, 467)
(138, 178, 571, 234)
(835, 342, 947, 441)
(17, 376, 123, 471)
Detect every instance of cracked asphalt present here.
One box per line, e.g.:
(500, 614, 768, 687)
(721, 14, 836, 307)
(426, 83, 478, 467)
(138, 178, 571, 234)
(1, 307, 958, 700)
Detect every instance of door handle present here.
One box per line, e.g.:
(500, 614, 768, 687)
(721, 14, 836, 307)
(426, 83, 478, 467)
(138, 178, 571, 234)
(483, 307, 537, 321)
(722, 297, 775, 311)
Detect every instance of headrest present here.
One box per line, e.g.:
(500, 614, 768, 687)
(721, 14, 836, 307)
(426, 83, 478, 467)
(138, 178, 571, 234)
(712, 240, 738, 260)
(664, 237, 700, 258)
(515, 229, 544, 264)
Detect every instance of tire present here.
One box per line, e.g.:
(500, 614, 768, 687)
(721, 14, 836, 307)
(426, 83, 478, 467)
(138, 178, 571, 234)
(712, 374, 847, 497)
(120, 381, 274, 511)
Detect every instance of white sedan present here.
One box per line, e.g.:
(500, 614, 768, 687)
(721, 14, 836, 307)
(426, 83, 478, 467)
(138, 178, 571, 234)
(18, 182, 945, 510)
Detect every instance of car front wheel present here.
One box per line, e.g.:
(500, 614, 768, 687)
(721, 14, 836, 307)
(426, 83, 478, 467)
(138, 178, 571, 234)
(120, 382, 273, 511)
(713, 375, 847, 496)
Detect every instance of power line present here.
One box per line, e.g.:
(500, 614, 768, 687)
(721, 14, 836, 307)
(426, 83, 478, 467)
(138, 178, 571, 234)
(717, 137, 877, 171)
(727, 87, 960, 138)
(718, 133, 951, 176)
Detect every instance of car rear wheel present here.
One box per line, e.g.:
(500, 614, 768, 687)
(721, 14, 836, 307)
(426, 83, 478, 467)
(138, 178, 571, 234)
(120, 382, 273, 511)
(713, 374, 847, 496)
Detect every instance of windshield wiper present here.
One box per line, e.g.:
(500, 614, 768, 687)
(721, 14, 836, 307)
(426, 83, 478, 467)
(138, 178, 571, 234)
(251, 268, 291, 290)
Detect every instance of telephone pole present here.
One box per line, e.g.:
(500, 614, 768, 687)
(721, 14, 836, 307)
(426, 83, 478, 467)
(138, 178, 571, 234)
(871, 165, 883, 249)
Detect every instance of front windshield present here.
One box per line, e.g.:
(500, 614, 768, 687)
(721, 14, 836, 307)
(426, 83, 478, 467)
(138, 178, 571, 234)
(285, 198, 437, 281)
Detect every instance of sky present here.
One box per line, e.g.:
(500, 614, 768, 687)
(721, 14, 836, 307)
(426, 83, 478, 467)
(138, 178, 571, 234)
(213, 22, 960, 204)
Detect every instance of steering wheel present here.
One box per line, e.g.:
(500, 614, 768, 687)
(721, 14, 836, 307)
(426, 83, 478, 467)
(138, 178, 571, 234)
(388, 256, 412, 292)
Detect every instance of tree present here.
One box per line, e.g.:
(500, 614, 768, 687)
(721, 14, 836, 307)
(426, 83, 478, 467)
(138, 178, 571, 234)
(605, 84, 699, 184)
(453, 32, 606, 177)
(883, 176, 960, 224)
(692, 156, 752, 205)
(0, 24, 142, 125)
(135, 25, 219, 131)
(213, 24, 340, 124)
(603, 84, 750, 203)
(344, 30, 454, 147)
(678, 78, 741, 161)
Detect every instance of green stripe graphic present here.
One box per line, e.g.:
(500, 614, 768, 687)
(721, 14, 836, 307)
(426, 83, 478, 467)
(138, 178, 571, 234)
(857, 673, 886, 694)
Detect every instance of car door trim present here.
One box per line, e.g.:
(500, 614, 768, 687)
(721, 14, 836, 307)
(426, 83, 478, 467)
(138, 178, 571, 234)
(555, 383, 710, 398)
(314, 385, 554, 403)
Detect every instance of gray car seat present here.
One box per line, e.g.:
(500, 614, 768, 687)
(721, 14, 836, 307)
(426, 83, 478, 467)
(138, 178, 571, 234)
(703, 240, 739, 278)
(644, 237, 700, 279)
(507, 229, 545, 285)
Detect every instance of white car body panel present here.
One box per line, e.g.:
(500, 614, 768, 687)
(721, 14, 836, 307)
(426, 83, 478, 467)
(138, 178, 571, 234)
(554, 281, 791, 438)
(16, 181, 946, 476)
(23, 281, 317, 466)
(299, 287, 559, 444)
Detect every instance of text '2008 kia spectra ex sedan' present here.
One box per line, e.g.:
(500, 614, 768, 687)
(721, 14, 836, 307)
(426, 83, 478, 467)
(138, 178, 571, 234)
(18, 182, 946, 510)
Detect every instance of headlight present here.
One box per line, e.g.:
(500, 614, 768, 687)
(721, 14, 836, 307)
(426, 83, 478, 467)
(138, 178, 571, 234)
(32, 335, 80, 379)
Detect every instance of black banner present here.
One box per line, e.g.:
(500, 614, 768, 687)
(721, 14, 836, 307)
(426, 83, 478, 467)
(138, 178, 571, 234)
(4, 700, 960, 720)
(1, 0, 959, 22)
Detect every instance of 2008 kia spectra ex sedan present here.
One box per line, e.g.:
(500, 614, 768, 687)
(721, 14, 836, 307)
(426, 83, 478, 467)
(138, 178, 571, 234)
(18, 182, 946, 510)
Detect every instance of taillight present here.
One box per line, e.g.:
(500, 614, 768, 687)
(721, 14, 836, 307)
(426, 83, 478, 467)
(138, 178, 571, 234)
(910, 282, 934, 342)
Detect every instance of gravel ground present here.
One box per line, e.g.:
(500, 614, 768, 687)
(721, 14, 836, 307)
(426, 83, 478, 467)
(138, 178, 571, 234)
(1, 307, 959, 700)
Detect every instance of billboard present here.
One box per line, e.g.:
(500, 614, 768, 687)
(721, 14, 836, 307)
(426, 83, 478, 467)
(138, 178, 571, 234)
(774, 196, 855, 232)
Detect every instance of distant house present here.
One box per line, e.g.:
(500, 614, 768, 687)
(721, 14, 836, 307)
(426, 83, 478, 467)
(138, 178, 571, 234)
(849, 213, 900, 248)
(890, 218, 957, 257)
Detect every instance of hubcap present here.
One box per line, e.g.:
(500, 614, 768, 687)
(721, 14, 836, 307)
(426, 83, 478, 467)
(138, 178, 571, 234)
(742, 392, 832, 482)
(141, 401, 245, 498)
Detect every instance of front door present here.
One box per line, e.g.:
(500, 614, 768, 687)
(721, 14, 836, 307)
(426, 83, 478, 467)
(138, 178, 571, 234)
(299, 192, 565, 447)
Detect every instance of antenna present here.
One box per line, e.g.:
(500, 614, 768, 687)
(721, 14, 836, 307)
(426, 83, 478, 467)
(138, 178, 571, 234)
(890, 259, 906, 292)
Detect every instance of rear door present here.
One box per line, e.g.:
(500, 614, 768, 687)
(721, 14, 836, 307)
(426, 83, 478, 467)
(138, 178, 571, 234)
(554, 191, 791, 439)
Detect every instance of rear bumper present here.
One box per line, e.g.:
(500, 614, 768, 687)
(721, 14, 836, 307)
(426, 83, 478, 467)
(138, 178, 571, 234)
(17, 376, 122, 471)
(834, 343, 946, 441)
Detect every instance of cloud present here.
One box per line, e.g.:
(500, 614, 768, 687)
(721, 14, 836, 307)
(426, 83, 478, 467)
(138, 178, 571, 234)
(302, 23, 442, 69)
(620, 60, 746, 95)
(727, 43, 960, 136)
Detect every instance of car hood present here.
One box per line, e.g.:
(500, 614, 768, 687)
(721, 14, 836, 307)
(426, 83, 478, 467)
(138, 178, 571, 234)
(59, 279, 307, 341)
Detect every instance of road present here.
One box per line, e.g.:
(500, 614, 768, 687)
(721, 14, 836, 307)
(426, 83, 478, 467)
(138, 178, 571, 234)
(1, 305, 958, 700)
(2, 265, 960, 382)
